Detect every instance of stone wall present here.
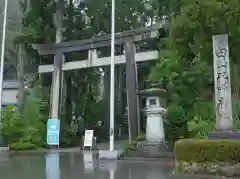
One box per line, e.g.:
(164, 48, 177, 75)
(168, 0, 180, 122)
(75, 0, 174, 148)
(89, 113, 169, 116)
(175, 161, 240, 177)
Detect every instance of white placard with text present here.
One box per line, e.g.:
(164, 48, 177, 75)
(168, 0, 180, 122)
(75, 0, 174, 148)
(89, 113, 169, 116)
(84, 130, 94, 147)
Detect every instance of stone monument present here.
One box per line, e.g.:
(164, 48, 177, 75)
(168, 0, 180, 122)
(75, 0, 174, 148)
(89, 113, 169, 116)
(212, 34, 232, 131)
(135, 88, 173, 158)
(209, 34, 240, 139)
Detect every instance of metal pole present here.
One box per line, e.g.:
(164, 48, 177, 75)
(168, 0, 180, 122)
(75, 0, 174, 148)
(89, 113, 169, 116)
(109, 0, 115, 152)
(0, 0, 8, 121)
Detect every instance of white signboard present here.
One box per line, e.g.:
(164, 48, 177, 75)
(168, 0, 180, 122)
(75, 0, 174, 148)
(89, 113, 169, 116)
(84, 130, 94, 147)
(212, 34, 233, 131)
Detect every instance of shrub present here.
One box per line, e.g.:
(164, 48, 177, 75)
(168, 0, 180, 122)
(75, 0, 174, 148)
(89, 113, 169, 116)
(1, 105, 25, 143)
(165, 105, 188, 142)
(123, 135, 145, 157)
(175, 139, 240, 163)
(60, 126, 78, 147)
(22, 88, 47, 147)
(188, 116, 214, 139)
(124, 141, 137, 155)
(1, 86, 48, 148)
(136, 134, 146, 141)
(9, 142, 37, 151)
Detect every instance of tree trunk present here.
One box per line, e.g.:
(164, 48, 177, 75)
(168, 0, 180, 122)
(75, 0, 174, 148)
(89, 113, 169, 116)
(17, 7, 24, 111)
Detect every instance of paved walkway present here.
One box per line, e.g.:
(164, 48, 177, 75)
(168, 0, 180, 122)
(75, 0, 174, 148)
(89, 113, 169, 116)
(97, 140, 126, 150)
(0, 151, 173, 179)
(0, 140, 127, 153)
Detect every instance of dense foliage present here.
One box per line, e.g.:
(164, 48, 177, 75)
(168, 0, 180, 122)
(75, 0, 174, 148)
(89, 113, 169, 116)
(165, 105, 188, 142)
(149, 0, 240, 138)
(1, 105, 24, 144)
(1, 86, 48, 149)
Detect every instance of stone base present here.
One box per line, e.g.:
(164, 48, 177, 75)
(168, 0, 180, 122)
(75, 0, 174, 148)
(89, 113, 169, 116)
(98, 150, 121, 160)
(131, 141, 174, 158)
(208, 132, 240, 140)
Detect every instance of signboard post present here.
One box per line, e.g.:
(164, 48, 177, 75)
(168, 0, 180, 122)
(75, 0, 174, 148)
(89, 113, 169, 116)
(47, 119, 60, 146)
(83, 130, 94, 150)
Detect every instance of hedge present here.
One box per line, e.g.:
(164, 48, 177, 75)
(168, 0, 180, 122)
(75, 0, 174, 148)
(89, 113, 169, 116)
(124, 141, 137, 154)
(135, 134, 146, 142)
(9, 142, 37, 151)
(175, 139, 240, 163)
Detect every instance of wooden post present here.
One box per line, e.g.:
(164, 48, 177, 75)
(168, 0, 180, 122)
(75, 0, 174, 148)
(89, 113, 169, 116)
(125, 40, 139, 140)
(50, 51, 64, 119)
(50, 0, 64, 124)
(212, 34, 233, 131)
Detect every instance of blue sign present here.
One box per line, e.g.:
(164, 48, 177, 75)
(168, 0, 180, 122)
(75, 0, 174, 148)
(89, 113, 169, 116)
(47, 119, 60, 145)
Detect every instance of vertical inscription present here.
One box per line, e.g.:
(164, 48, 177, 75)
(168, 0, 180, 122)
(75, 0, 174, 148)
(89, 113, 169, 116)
(212, 35, 232, 131)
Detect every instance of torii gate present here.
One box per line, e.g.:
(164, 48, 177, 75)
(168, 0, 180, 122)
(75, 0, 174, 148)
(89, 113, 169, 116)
(32, 25, 162, 140)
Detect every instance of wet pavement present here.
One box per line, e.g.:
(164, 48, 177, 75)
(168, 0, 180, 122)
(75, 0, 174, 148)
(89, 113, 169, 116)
(0, 151, 173, 179)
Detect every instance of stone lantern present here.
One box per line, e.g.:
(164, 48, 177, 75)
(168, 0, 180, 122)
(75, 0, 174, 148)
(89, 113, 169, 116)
(137, 88, 170, 156)
(138, 88, 167, 142)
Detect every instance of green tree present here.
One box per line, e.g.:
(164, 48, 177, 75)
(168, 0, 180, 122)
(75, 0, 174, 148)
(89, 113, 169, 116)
(21, 85, 47, 146)
(1, 105, 24, 143)
(165, 104, 188, 141)
(1, 85, 49, 149)
(149, 0, 240, 136)
(149, 51, 212, 119)
(169, 0, 240, 98)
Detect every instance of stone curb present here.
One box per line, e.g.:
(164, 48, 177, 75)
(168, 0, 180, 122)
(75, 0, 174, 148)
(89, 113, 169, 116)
(170, 174, 240, 179)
